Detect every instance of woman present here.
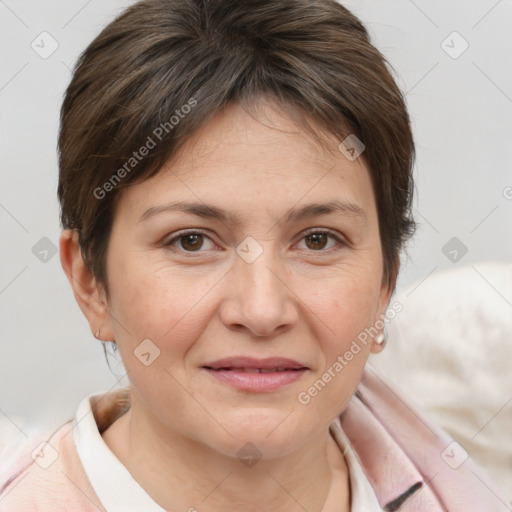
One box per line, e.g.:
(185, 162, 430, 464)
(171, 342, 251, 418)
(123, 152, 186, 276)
(0, 0, 504, 510)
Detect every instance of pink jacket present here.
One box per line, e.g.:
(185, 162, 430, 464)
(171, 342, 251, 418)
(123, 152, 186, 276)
(0, 366, 506, 511)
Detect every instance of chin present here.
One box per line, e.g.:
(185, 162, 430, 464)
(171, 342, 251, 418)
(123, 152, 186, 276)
(204, 410, 316, 461)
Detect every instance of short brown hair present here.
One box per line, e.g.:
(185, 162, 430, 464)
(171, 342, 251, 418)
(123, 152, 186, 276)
(58, 0, 415, 296)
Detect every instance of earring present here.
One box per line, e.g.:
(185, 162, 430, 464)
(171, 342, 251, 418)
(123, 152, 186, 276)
(374, 326, 388, 350)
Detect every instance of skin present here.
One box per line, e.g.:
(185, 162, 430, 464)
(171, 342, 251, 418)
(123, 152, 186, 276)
(60, 97, 392, 512)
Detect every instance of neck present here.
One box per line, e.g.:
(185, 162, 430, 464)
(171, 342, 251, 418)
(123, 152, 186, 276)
(101, 394, 350, 512)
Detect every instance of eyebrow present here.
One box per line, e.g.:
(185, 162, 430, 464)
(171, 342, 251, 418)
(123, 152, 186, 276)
(138, 199, 367, 225)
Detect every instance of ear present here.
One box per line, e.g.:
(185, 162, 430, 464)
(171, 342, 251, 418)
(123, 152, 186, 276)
(59, 229, 115, 341)
(369, 271, 394, 354)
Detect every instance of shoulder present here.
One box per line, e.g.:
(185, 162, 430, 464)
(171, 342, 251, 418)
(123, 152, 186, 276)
(0, 421, 105, 512)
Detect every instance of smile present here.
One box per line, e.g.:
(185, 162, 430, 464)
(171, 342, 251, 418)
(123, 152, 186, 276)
(204, 367, 303, 373)
(202, 365, 308, 392)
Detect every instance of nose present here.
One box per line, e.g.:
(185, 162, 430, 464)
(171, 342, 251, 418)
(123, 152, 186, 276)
(218, 243, 299, 338)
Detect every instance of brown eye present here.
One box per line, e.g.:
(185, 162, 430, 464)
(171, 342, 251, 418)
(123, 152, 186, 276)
(165, 230, 215, 252)
(305, 232, 329, 250)
(180, 233, 204, 251)
(296, 230, 342, 252)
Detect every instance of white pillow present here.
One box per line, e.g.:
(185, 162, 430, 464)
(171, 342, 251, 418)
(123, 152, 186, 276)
(370, 261, 512, 504)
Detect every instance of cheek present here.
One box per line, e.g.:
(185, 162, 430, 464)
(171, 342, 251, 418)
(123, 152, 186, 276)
(106, 267, 216, 412)
(299, 265, 381, 341)
(107, 258, 219, 361)
(292, 269, 380, 416)
(325, 293, 376, 372)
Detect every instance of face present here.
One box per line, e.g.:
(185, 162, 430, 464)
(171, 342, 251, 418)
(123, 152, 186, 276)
(98, 99, 391, 459)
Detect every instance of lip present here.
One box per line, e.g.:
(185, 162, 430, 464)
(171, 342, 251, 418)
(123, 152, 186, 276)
(202, 357, 309, 392)
(203, 356, 308, 370)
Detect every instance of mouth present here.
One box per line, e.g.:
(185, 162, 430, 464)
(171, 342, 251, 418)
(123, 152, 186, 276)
(201, 357, 309, 392)
(204, 367, 304, 373)
(202, 356, 308, 372)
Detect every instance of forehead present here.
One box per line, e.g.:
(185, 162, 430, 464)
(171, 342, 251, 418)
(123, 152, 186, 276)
(178, 99, 345, 170)
(116, 99, 376, 224)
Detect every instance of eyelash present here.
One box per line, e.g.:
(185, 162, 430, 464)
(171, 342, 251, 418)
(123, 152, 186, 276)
(163, 228, 346, 255)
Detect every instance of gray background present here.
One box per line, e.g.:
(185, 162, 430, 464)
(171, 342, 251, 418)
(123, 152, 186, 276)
(1, 0, 511, 431)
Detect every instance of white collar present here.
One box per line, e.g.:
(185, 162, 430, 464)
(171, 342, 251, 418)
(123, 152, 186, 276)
(329, 416, 382, 511)
(73, 391, 167, 512)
